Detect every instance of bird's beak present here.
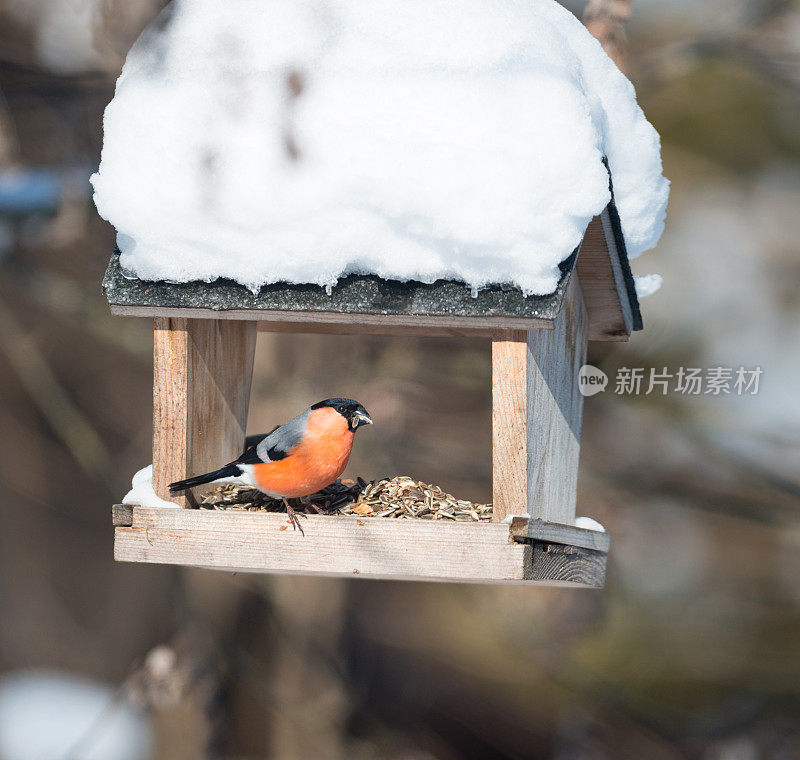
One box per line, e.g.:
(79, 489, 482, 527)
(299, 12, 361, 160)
(354, 410, 373, 427)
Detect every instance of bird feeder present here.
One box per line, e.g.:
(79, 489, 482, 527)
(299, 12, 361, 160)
(106, 191, 636, 587)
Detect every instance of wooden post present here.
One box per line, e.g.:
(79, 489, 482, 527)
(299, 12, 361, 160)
(492, 277, 588, 524)
(527, 277, 588, 524)
(491, 330, 528, 521)
(153, 318, 257, 507)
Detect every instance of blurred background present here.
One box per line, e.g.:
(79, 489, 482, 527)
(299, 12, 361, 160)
(0, 0, 799, 757)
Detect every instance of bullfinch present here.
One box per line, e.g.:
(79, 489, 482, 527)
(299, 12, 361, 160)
(169, 398, 372, 532)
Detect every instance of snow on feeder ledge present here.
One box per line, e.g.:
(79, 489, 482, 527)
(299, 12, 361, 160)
(97, 0, 668, 586)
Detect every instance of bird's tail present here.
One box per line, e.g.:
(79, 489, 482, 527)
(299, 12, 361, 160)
(168, 464, 241, 494)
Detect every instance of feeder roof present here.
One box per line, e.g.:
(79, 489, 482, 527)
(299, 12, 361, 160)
(104, 193, 641, 340)
(92, 0, 668, 300)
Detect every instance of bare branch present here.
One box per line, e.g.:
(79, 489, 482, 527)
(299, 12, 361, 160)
(583, 0, 632, 73)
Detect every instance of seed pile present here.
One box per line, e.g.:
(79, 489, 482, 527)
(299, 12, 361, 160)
(199, 476, 493, 522)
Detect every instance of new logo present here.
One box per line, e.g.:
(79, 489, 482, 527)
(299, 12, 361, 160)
(578, 365, 608, 396)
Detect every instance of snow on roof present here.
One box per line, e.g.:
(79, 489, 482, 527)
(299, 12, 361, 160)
(91, 0, 669, 296)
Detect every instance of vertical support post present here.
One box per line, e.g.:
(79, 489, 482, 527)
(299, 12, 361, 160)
(491, 330, 528, 522)
(526, 277, 588, 524)
(153, 318, 257, 507)
(491, 277, 588, 524)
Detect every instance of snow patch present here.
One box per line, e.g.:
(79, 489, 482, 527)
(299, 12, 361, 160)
(634, 273, 663, 298)
(575, 516, 606, 532)
(122, 464, 180, 509)
(92, 0, 668, 295)
(501, 513, 530, 524)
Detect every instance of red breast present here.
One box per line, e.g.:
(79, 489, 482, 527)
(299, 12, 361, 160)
(252, 406, 354, 498)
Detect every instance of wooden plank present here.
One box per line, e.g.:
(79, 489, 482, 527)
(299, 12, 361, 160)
(112, 304, 552, 337)
(153, 317, 190, 507)
(530, 544, 606, 588)
(187, 319, 257, 504)
(577, 211, 634, 341)
(152, 319, 257, 507)
(112, 506, 605, 587)
(509, 517, 610, 553)
(526, 276, 588, 524)
(116, 507, 532, 582)
(111, 503, 133, 528)
(600, 206, 638, 330)
(491, 330, 528, 522)
(255, 320, 546, 339)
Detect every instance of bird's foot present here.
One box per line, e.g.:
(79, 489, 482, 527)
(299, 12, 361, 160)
(282, 498, 307, 535)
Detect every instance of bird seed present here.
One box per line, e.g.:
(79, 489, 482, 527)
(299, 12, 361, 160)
(198, 475, 493, 521)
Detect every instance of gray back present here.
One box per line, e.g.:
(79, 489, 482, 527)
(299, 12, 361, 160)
(256, 408, 311, 462)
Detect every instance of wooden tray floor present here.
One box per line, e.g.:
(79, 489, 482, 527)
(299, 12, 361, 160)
(113, 506, 607, 587)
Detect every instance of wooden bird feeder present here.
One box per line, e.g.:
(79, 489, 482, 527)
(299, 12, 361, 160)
(106, 188, 639, 587)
